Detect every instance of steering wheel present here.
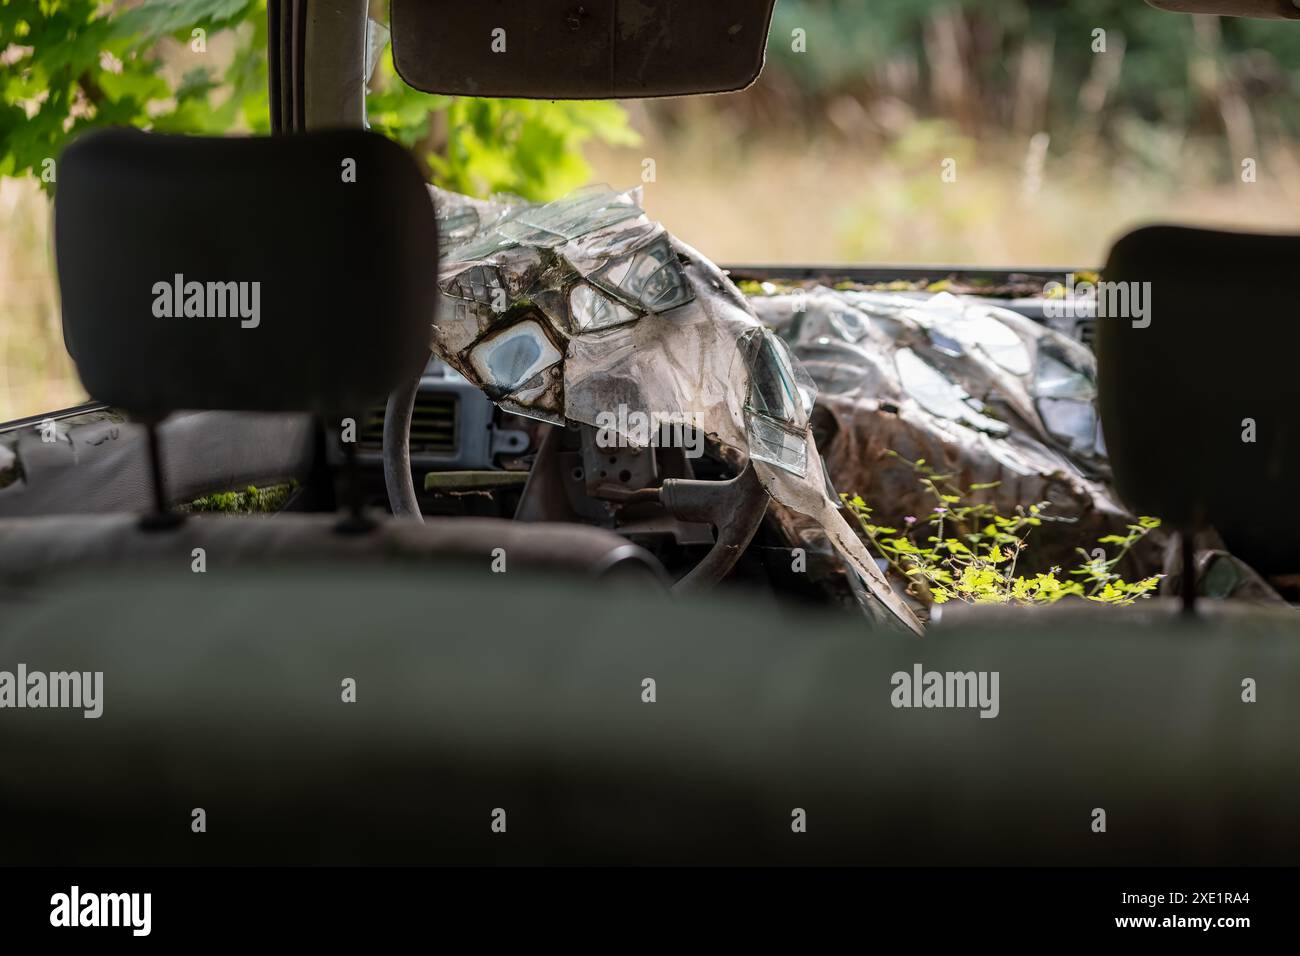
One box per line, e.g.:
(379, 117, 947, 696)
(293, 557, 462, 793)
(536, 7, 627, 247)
(381, 351, 769, 589)
(381, 349, 429, 521)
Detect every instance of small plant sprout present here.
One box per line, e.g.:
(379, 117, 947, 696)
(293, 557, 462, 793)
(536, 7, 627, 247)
(843, 453, 1162, 607)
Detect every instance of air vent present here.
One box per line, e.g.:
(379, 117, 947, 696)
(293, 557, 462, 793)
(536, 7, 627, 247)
(360, 391, 457, 455)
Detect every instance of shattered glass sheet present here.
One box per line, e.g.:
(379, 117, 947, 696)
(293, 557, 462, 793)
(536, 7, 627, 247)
(748, 287, 1110, 469)
(428, 184, 922, 634)
(428, 184, 1171, 629)
(748, 286, 1159, 580)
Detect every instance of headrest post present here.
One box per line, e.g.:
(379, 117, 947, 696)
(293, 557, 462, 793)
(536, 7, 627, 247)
(1180, 530, 1197, 616)
(335, 433, 375, 535)
(140, 420, 183, 531)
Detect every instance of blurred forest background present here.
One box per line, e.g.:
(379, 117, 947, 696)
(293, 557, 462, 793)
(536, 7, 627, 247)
(4, 0, 1300, 419)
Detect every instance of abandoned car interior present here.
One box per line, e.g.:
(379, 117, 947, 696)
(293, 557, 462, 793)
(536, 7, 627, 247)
(0, 0, 1297, 933)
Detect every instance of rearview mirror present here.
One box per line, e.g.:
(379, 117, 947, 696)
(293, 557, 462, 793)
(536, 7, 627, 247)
(390, 0, 777, 99)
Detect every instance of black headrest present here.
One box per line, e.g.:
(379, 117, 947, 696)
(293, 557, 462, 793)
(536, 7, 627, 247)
(1098, 224, 1300, 573)
(55, 128, 436, 418)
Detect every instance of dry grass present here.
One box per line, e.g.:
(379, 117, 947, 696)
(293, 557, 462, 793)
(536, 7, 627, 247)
(0, 179, 84, 422)
(586, 122, 1300, 268)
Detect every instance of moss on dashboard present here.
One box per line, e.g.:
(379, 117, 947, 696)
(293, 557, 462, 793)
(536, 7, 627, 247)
(181, 481, 297, 514)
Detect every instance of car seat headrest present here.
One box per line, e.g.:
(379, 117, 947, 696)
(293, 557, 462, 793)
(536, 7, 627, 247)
(55, 127, 437, 419)
(1097, 224, 1300, 573)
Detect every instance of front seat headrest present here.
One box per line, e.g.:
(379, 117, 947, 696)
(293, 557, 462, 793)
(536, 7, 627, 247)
(55, 127, 436, 419)
(1098, 224, 1300, 574)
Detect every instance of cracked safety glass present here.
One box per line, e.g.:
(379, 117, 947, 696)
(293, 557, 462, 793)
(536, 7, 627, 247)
(579, 234, 692, 313)
(740, 328, 815, 476)
(467, 319, 562, 396)
(895, 347, 1009, 435)
(569, 282, 639, 332)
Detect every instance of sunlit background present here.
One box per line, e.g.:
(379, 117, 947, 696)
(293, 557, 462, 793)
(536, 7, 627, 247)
(5, 0, 1300, 419)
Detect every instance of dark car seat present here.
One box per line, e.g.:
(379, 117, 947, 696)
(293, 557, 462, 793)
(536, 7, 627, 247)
(3, 563, 1298, 864)
(0, 127, 663, 586)
(1096, 224, 1300, 600)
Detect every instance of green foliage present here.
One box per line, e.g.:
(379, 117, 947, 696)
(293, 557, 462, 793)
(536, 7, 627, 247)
(844, 453, 1162, 608)
(366, 44, 638, 201)
(183, 481, 295, 514)
(767, 0, 1300, 140)
(429, 97, 637, 201)
(1, 0, 267, 191)
(2, 0, 638, 201)
(735, 278, 800, 296)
